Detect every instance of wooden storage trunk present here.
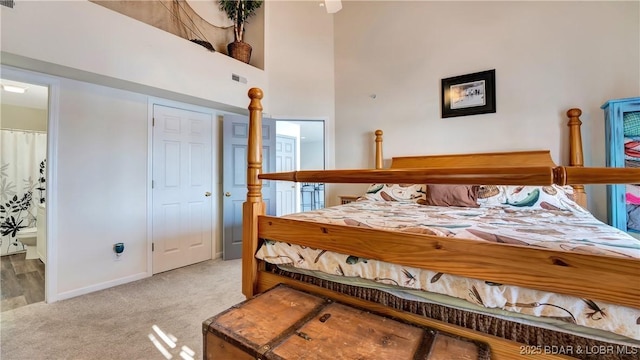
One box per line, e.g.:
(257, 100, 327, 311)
(203, 284, 490, 360)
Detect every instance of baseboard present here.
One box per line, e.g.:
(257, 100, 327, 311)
(214, 251, 222, 260)
(56, 271, 150, 301)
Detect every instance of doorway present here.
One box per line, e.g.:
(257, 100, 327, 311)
(221, 114, 276, 260)
(275, 119, 326, 214)
(151, 103, 214, 274)
(0, 77, 50, 310)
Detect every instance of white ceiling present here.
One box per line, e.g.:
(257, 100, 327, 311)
(0, 79, 49, 110)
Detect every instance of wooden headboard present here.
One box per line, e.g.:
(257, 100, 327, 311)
(373, 109, 588, 208)
(390, 150, 556, 169)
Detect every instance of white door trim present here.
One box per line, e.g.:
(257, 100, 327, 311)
(1, 65, 61, 303)
(147, 97, 218, 273)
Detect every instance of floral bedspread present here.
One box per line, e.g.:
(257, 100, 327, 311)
(255, 200, 640, 341)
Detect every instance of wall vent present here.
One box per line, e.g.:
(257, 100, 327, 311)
(0, 0, 15, 8)
(231, 73, 247, 84)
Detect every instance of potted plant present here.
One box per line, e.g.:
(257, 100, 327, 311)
(219, 0, 263, 64)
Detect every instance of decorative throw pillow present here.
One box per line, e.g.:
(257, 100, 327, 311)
(424, 185, 480, 208)
(477, 185, 580, 211)
(362, 184, 426, 202)
(476, 185, 505, 207)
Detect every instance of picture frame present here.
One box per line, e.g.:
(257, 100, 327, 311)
(441, 69, 496, 118)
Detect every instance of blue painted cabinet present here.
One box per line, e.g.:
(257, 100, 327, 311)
(602, 97, 640, 233)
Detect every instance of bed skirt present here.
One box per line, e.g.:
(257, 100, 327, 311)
(266, 264, 639, 360)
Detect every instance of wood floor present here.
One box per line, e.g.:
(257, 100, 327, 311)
(1, 252, 45, 312)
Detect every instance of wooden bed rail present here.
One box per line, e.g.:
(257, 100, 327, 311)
(261, 166, 640, 185)
(258, 216, 640, 308)
(555, 166, 640, 185)
(260, 166, 555, 185)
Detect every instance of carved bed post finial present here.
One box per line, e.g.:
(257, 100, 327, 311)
(567, 108, 587, 208)
(247, 87, 264, 202)
(375, 130, 383, 169)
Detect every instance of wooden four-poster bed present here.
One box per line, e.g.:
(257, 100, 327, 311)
(240, 88, 640, 359)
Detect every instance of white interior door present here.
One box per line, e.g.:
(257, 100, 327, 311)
(276, 135, 296, 216)
(222, 114, 275, 260)
(152, 104, 212, 274)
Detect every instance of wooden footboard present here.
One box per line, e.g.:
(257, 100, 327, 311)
(257, 216, 638, 307)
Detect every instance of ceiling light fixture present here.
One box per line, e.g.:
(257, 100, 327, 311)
(324, 0, 342, 14)
(2, 84, 27, 94)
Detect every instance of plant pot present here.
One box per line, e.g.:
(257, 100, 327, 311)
(227, 41, 252, 64)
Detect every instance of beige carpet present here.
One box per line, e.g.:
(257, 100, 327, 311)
(1, 258, 245, 360)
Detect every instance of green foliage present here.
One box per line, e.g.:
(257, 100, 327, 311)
(219, 0, 263, 42)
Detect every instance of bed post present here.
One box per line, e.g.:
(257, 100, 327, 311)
(242, 88, 266, 298)
(567, 108, 587, 208)
(375, 130, 383, 169)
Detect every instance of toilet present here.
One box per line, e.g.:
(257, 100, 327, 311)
(16, 227, 38, 260)
(15, 203, 46, 262)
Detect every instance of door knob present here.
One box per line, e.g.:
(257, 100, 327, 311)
(205, 192, 212, 197)
(225, 192, 231, 197)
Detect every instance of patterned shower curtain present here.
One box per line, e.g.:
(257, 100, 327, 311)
(0, 130, 47, 256)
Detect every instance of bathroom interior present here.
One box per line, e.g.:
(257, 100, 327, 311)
(0, 78, 48, 311)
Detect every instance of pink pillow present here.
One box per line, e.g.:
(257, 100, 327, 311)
(627, 185, 640, 205)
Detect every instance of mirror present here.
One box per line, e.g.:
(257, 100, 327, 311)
(275, 120, 325, 215)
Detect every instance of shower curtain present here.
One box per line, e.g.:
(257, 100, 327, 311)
(0, 129, 47, 256)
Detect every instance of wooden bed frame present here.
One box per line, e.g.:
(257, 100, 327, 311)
(241, 88, 640, 359)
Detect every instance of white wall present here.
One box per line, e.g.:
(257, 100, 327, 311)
(1, 104, 47, 131)
(301, 140, 324, 170)
(264, 0, 336, 201)
(0, 0, 265, 112)
(333, 1, 640, 222)
(89, 0, 265, 70)
(56, 79, 149, 297)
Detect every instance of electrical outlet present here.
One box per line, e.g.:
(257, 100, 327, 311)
(113, 242, 125, 261)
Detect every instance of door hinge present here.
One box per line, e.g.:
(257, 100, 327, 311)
(152, 117, 155, 126)
(151, 180, 154, 189)
(152, 243, 154, 252)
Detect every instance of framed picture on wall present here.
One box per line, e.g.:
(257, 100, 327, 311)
(441, 69, 496, 118)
